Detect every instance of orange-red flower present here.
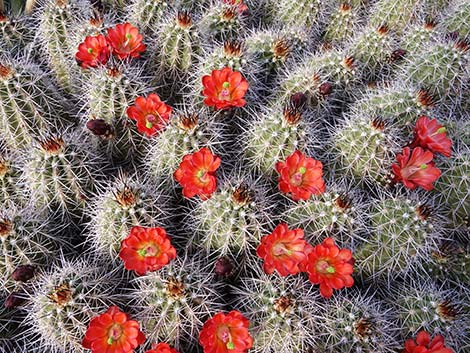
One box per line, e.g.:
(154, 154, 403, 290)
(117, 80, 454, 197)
(411, 116, 452, 158)
(106, 23, 146, 59)
(82, 306, 146, 353)
(304, 238, 354, 299)
(224, 0, 249, 13)
(199, 311, 253, 353)
(392, 147, 441, 191)
(403, 331, 454, 353)
(173, 147, 221, 199)
(145, 342, 179, 353)
(256, 223, 310, 276)
(119, 226, 176, 276)
(76, 34, 110, 69)
(126, 94, 172, 137)
(202, 67, 249, 110)
(275, 150, 325, 201)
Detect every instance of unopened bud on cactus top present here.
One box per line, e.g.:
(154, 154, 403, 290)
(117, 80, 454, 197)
(86, 119, 115, 139)
(12, 265, 36, 282)
(214, 256, 235, 277)
(4, 292, 26, 308)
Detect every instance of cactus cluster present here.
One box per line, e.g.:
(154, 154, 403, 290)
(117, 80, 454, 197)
(0, 0, 468, 353)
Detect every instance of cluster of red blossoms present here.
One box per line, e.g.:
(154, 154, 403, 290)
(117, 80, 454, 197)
(257, 224, 354, 299)
(76, 23, 146, 69)
(126, 93, 173, 137)
(392, 116, 452, 191)
(119, 226, 177, 276)
(403, 331, 454, 353)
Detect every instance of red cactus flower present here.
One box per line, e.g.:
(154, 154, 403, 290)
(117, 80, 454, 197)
(173, 147, 221, 199)
(106, 23, 146, 59)
(202, 67, 249, 110)
(411, 116, 452, 157)
(126, 94, 172, 137)
(119, 226, 176, 276)
(403, 331, 454, 353)
(304, 238, 354, 299)
(145, 342, 179, 353)
(256, 223, 310, 276)
(392, 147, 441, 191)
(82, 306, 146, 353)
(199, 310, 253, 353)
(224, 0, 249, 13)
(75, 34, 110, 69)
(275, 150, 325, 201)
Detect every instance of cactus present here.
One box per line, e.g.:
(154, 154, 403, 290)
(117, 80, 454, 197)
(188, 179, 273, 261)
(87, 173, 170, 261)
(400, 21, 438, 57)
(330, 115, 402, 185)
(153, 11, 200, 79)
(424, 238, 470, 284)
(37, 0, 85, 91)
(434, 144, 470, 229)
(82, 65, 149, 162)
(350, 84, 435, 126)
(243, 101, 315, 176)
(355, 194, 442, 281)
(348, 25, 395, 78)
(23, 132, 96, 217)
(199, 1, 245, 41)
(232, 270, 320, 353)
(323, 3, 361, 46)
(0, 151, 23, 209)
(389, 279, 469, 350)
(146, 110, 222, 182)
(0, 206, 57, 293)
(401, 40, 469, 103)
(283, 189, 364, 246)
(0, 13, 31, 52)
(268, 0, 323, 28)
(315, 290, 401, 352)
(369, 0, 421, 33)
(0, 62, 55, 149)
(442, 1, 470, 42)
(245, 30, 292, 73)
(23, 258, 120, 353)
(131, 255, 224, 351)
(128, 0, 170, 33)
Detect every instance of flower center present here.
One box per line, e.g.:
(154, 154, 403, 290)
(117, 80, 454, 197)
(137, 243, 159, 258)
(219, 82, 231, 100)
(217, 325, 235, 350)
(316, 260, 335, 274)
(272, 242, 292, 257)
(87, 48, 93, 54)
(145, 114, 157, 128)
(107, 324, 123, 345)
(196, 169, 209, 184)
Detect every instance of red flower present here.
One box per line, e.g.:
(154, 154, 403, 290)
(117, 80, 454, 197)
(199, 311, 253, 353)
(76, 34, 110, 69)
(392, 147, 441, 191)
(145, 342, 179, 353)
(82, 306, 146, 353)
(304, 238, 354, 299)
(106, 23, 146, 59)
(202, 67, 249, 110)
(119, 226, 176, 276)
(275, 150, 325, 201)
(411, 116, 452, 158)
(256, 223, 310, 276)
(173, 147, 221, 199)
(126, 94, 172, 137)
(403, 331, 454, 353)
(224, 0, 249, 13)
